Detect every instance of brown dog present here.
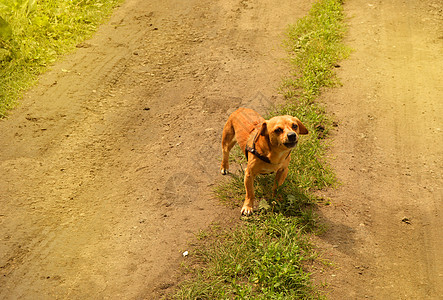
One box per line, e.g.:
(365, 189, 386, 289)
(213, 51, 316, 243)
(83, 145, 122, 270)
(220, 107, 308, 215)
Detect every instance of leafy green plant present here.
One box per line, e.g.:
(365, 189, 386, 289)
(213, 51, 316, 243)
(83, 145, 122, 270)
(175, 214, 321, 299)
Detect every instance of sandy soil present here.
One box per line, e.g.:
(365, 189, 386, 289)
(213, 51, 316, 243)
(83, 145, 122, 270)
(0, 0, 441, 299)
(315, 0, 442, 299)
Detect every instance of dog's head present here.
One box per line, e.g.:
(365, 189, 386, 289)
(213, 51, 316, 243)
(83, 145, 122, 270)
(259, 115, 308, 149)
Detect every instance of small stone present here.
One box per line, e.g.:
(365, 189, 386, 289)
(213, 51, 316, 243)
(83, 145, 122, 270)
(402, 217, 411, 225)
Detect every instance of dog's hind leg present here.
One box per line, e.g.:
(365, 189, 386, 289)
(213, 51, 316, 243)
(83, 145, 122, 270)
(220, 123, 237, 175)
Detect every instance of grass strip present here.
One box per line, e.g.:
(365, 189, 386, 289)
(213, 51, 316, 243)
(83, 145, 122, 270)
(0, 0, 123, 117)
(175, 0, 349, 298)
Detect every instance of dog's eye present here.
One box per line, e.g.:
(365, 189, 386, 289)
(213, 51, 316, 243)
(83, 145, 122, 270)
(274, 127, 283, 134)
(292, 124, 298, 130)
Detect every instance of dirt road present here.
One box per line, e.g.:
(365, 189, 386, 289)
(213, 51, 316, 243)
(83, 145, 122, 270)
(316, 0, 442, 299)
(0, 0, 314, 298)
(0, 0, 441, 299)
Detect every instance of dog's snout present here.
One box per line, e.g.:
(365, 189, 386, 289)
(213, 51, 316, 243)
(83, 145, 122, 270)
(287, 132, 297, 142)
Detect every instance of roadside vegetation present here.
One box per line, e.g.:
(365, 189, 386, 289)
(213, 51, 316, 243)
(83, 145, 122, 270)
(175, 0, 349, 298)
(0, 0, 123, 117)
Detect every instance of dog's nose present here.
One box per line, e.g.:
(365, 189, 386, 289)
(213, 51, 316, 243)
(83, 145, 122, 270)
(287, 132, 297, 142)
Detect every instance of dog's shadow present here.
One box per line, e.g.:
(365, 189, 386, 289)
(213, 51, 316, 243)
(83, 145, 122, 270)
(219, 167, 314, 221)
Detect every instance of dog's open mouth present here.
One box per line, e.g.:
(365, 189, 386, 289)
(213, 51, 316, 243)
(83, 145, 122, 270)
(283, 141, 297, 148)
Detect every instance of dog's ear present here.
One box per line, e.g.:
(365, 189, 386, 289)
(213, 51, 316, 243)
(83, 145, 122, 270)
(297, 119, 308, 135)
(259, 121, 268, 137)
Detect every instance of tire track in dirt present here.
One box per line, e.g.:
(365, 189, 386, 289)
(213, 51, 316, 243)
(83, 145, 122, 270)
(0, 0, 314, 298)
(316, 0, 442, 299)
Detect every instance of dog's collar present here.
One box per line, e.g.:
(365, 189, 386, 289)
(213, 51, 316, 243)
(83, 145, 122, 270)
(245, 131, 272, 164)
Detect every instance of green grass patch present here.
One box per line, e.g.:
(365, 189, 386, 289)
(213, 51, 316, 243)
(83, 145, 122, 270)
(283, 0, 349, 100)
(176, 215, 321, 299)
(0, 0, 123, 117)
(175, 0, 349, 298)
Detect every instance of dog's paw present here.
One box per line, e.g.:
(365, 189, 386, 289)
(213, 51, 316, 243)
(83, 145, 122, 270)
(220, 168, 229, 175)
(241, 205, 253, 216)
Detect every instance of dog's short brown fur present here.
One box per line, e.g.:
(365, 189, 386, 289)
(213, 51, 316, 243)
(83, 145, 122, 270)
(220, 107, 308, 215)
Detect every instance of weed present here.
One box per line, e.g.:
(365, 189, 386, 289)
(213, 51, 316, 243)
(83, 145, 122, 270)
(176, 214, 322, 299)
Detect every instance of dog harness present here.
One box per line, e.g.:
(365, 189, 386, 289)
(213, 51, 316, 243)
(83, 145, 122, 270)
(245, 129, 293, 165)
(244, 130, 271, 164)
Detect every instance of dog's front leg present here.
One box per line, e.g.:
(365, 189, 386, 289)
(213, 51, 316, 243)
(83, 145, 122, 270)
(242, 169, 255, 215)
(273, 167, 289, 196)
